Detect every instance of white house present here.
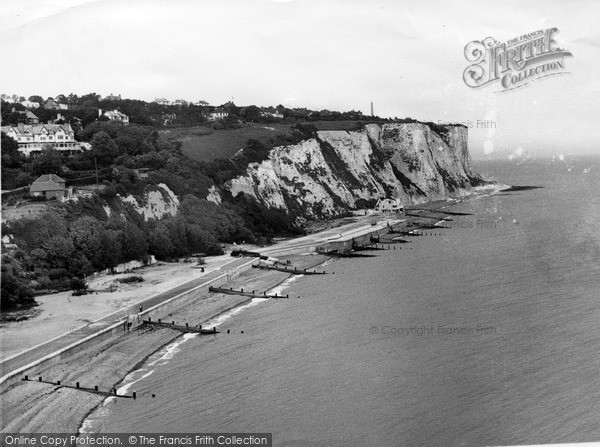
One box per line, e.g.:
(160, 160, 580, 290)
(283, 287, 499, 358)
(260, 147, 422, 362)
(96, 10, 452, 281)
(0, 123, 86, 156)
(173, 99, 188, 107)
(209, 108, 229, 120)
(375, 198, 403, 212)
(261, 108, 284, 119)
(20, 100, 40, 109)
(99, 109, 130, 125)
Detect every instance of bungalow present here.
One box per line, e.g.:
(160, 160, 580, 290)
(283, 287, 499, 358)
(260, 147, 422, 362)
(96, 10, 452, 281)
(30, 174, 67, 200)
(154, 98, 172, 106)
(133, 168, 150, 180)
(261, 108, 284, 119)
(173, 99, 188, 107)
(375, 198, 403, 213)
(194, 100, 210, 107)
(20, 100, 40, 109)
(103, 93, 122, 101)
(209, 108, 229, 121)
(43, 99, 68, 110)
(99, 109, 129, 125)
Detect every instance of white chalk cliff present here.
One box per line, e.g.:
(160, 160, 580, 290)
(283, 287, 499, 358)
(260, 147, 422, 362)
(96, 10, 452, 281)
(225, 123, 482, 218)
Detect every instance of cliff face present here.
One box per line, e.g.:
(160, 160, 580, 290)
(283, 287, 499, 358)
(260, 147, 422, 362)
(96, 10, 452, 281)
(117, 183, 179, 220)
(225, 123, 481, 218)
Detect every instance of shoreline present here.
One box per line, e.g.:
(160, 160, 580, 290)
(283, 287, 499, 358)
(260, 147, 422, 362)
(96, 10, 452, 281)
(0, 253, 332, 432)
(78, 257, 332, 434)
(0, 188, 502, 433)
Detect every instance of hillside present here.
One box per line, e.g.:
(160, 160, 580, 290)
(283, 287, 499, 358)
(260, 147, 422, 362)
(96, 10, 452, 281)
(164, 121, 366, 162)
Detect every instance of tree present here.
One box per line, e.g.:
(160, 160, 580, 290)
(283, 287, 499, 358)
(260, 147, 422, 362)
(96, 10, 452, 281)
(70, 277, 88, 295)
(1, 131, 22, 168)
(243, 105, 262, 122)
(42, 236, 75, 270)
(105, 218, 148, 262)
(148, 226, 174, 259)
(96, 229, 122, 270)
(1, 270, 36, 311)
(32, 147, 64, 176)
(90, 131, 120, 166)
(69, 216, 103, 269)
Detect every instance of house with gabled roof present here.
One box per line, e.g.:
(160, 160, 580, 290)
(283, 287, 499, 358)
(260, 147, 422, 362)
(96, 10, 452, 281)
(29, 174, 67, 200)
(25, 111, 39, 124)
(99, 109, 129, 125)
(0, 123, 85, 156)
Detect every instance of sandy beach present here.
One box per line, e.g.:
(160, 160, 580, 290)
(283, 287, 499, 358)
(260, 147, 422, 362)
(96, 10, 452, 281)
(0, 245, 332, 432)
(0, 202, 479, 433)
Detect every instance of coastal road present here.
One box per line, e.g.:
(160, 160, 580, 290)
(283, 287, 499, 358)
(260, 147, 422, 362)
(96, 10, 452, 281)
(0, 256, 252, 380)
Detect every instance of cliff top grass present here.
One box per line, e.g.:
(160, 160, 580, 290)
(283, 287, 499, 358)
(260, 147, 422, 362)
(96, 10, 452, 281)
(167, 121, 368, 162)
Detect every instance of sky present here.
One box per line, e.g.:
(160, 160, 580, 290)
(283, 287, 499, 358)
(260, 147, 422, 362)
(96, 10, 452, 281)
(1, 0, 599, 159)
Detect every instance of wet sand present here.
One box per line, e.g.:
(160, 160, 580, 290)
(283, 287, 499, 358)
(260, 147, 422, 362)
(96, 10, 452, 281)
(0, 253, 329, 433)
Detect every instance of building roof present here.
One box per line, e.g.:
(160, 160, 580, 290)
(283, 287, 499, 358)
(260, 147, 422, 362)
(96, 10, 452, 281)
(213, 108, 227, 114)
(1, 123, 73, 136)
(104, 110, 127, 119)
(25, 111, 38, 119)
(34, 174, 66, 184)
(30, 174, 66, 192)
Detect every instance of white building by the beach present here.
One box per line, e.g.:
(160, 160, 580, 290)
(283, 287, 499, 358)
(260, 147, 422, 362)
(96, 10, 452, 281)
(375, 198, 403, 212)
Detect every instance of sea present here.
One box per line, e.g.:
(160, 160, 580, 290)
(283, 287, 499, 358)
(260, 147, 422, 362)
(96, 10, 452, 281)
(84, 155, 600, 446)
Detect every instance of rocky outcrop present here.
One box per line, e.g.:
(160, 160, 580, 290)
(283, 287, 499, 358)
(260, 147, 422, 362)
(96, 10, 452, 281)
(225, 122, 481, 218)
(119, 183, 180, 220)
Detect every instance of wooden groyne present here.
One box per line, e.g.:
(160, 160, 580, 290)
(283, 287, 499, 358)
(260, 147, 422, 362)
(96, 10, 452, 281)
(209, 286, 290, 299)
(22, 375, 139, 399)
(408, 208, 473, 216)
(142, 318, 220, 334)
(320, 250, 377, 258)
(351, 243, 387, 251)
(252, 264, 327, 275)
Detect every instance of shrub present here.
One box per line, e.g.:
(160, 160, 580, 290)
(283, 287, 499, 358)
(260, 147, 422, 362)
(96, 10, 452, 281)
(70, 277, 89, 295)
(117, 275, 144, 284)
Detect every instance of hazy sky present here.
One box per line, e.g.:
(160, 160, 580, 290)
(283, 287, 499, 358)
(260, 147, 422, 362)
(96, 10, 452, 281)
(1, 0, 599, 158)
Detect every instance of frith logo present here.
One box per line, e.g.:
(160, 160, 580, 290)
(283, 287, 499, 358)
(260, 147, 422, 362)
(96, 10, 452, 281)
(463, 28, 572, 93)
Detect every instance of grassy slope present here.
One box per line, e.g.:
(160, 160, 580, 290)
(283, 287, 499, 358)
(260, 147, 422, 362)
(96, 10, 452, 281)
(165, 121, 364, 162)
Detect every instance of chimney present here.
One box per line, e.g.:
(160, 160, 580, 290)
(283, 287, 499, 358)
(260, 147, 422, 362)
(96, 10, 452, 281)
(370, 102, 374, 117)
(57, 113, 62, 121)
(98, 108, 102, 117)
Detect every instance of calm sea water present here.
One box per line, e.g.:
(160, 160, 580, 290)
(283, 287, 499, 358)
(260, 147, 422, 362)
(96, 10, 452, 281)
(92, 156, 600, 446)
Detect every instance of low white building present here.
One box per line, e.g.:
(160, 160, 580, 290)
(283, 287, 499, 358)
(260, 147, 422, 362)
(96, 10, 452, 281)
(209, 108, 229, 120)
(375, 198, 403, 212)
(99, 109, 129, 125)
(20, 100, 40, 109)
